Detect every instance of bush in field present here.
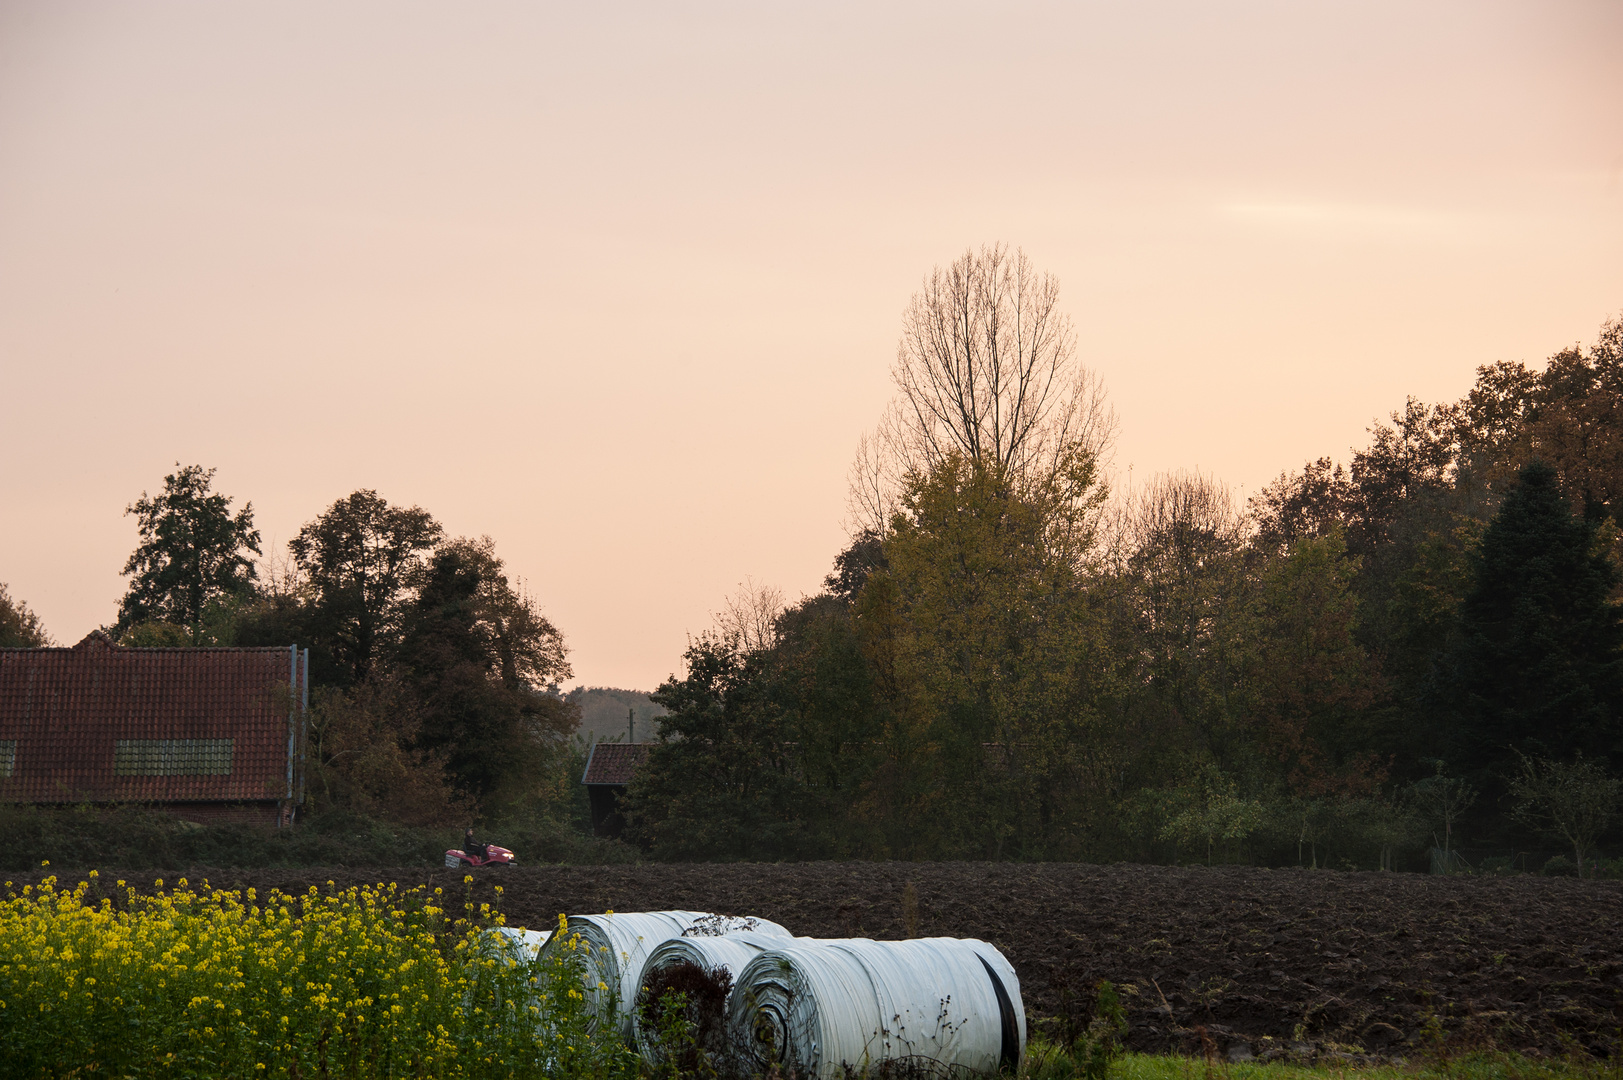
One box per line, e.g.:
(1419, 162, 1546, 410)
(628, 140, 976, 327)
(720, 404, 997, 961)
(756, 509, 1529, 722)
(0, 873, 637, 1080)
(1508, 751, 1622, 877)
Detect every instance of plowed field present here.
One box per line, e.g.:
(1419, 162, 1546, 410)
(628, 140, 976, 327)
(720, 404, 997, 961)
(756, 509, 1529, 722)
(24, 862, 1622, 1060)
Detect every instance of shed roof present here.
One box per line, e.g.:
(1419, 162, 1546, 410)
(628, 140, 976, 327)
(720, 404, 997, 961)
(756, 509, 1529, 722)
(581, 742, 650, 786)
(0, 632, 298, 804)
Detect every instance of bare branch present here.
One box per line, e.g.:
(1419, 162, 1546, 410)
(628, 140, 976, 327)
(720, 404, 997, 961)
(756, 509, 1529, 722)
(712, 577, 786, 654)
(852, 244, 1116, 531)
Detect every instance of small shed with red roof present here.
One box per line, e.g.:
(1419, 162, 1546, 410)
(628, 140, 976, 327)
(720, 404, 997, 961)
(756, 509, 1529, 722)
(0, 631, 309, 825)
(580, 741, 649, 837)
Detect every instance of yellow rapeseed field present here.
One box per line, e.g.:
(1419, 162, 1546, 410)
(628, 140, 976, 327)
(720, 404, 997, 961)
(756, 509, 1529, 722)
(0, 871, 637, 1080)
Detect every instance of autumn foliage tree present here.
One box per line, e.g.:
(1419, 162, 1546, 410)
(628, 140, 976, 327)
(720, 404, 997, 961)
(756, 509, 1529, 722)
(630, 270, 1622, 867)
(876, 449, 1109, 858)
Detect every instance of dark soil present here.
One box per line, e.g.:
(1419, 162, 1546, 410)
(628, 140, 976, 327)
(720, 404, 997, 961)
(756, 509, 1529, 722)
(19, 862, 1623, 1060)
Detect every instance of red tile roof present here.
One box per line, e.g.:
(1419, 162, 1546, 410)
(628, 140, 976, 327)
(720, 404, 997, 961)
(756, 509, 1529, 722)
(0, 632, 301, 805)
(581, 742, 650, 786)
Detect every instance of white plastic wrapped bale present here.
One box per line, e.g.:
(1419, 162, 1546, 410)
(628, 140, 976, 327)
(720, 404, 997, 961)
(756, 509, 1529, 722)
(466, 927, 554, 1028)
(727, 938, 1025, 1080)
(538, 911, 792, 1040)
(631, 930, 799, 1066)
(483, 926, 551, 963)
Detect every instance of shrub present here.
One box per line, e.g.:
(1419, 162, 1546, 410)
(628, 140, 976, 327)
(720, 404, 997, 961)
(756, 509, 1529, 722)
(1039, 975, 1128, 1080)
(1591, 857, 1623, 880)
(635, 959, 736, 1077)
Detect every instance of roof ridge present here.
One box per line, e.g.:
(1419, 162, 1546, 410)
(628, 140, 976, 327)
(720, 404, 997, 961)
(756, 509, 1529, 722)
(4, 640, 298, 654)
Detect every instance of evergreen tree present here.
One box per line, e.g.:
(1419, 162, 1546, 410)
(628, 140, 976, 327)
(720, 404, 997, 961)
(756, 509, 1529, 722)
(1440, 460, 1623, 780)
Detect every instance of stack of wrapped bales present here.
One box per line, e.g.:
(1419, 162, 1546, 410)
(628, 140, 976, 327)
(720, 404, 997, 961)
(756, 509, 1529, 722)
(534, 910, 791, 1040)
(520, 909, 1025, 1077)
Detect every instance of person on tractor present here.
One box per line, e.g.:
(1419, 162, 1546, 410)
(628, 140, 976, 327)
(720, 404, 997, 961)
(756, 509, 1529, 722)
(463, 827, 486, 863)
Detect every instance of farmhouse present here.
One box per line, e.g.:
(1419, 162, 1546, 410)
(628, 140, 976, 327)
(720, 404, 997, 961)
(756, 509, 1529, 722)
(580, 741, 649, 837)
(0, 631, 309, 825)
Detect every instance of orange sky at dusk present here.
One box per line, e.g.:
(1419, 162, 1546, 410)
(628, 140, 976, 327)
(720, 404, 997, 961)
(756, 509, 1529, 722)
(2, 1, 1620, 690)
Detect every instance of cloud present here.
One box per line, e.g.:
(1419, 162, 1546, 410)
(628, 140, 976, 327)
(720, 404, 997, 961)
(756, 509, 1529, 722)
(1218, 199, 1466, 242)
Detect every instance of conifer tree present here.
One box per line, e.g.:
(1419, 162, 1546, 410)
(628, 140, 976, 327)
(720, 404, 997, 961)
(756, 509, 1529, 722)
(1441, 460, 1623, 779)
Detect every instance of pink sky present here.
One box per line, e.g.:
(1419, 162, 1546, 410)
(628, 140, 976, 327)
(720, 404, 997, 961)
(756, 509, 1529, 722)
(2, 1, 1620, 690)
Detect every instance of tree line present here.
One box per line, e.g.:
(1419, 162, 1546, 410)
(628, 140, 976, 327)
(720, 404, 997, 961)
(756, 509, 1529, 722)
(626, 245, 1623, 872)
(4, 244, 1619, 870)
(3, 480, 582, 828)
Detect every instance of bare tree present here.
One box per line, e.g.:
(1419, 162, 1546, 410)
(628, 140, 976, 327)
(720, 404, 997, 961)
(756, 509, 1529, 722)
(849, 244, 1116, 533)
(712, 577, 786, 654)
(1124, 470, 1245, 571)
(1111, 470, 1247, 603)
(1117, 471, 1249, 748)
(848, 408, 906, 536)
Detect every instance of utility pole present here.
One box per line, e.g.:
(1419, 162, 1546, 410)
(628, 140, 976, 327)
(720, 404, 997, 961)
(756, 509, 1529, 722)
(628, 706, 635, 744)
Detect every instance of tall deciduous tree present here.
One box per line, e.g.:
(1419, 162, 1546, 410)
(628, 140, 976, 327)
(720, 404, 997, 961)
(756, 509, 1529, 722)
(289, 490, 442, 686)
(116, 464, 260, 638)
(849, 244, 1115, 532)
(401, 538, 575, 811)
(1243, 529, 1382, 793)
(1249, 457, 1355, 555)
(878, 449, 1110, 858)
(435, 536, 573, 697)
(1119, 470, 1250, 767)
(1457, 317, 1623, 519)
(711, 578, 786, 655)
(838, 246, 1120, 857)
(1346, 398, 1460, 552)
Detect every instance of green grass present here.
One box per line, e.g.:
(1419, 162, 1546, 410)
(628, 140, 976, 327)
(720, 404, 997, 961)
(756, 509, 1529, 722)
(1102, 1051, 1621, 1080)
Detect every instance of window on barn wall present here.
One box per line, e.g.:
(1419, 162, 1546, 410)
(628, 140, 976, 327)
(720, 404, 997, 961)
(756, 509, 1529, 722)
(0, 740, 14, 777)
(113, 739, 234, 776)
